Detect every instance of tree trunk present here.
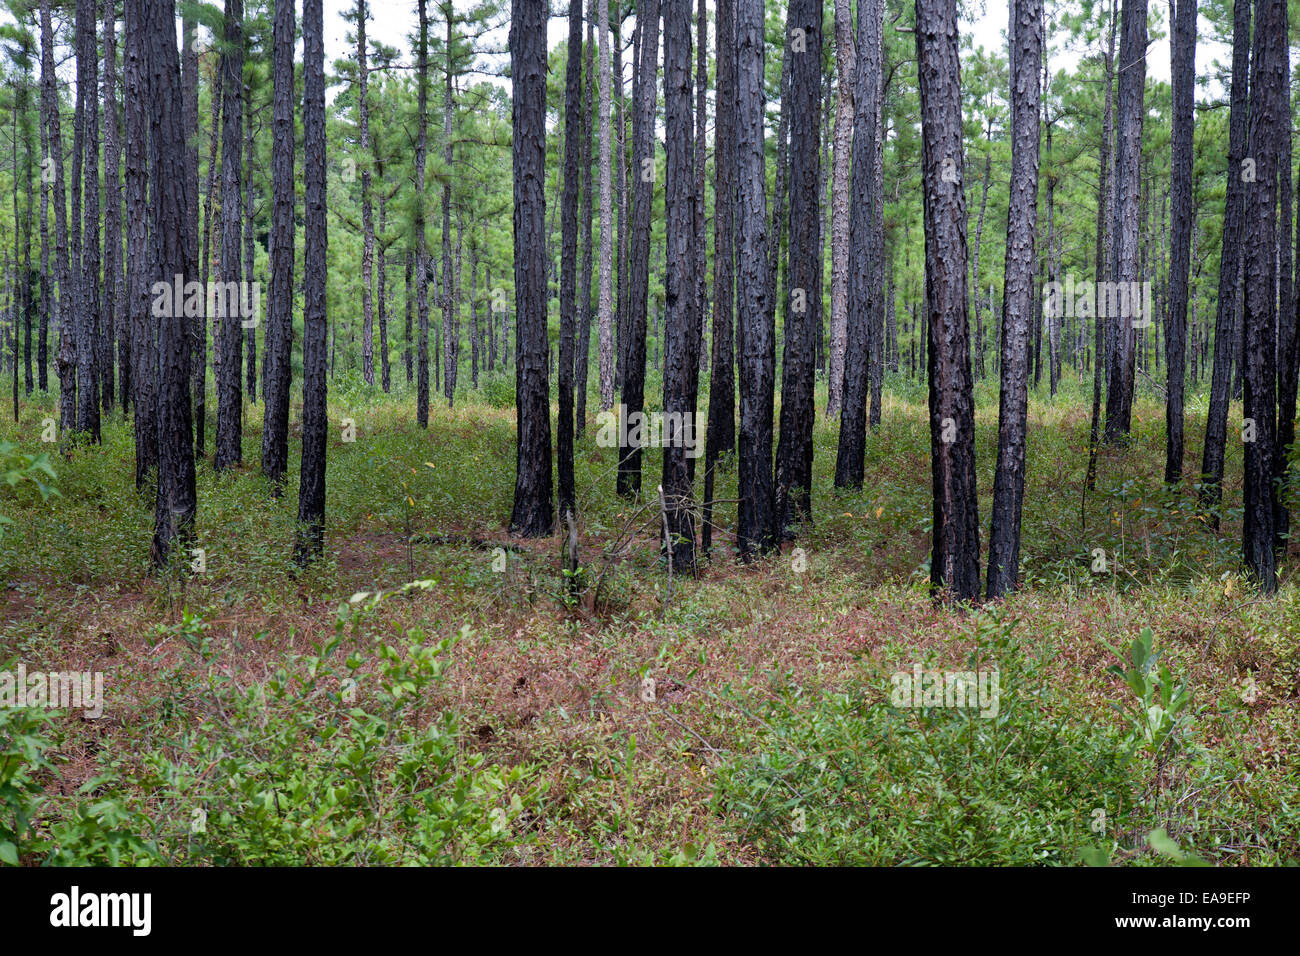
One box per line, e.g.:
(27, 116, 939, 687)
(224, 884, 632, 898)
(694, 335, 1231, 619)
(262, 0, 295, 491)
(1165, 0, 1196, 484)
(441, 8, 457, 407)
(661, 0, 698, 570)
(618, 0, 659, 499)
(735, 0, 776, 557)
(597, 0, 615, 411)
(416, 0, 431, 426)
(835, 0, 882, 488)
(987, 0, 1041, 599)
(144, 0, 197, 568)
(73, 0, 101, 442)
(1102, 0, 1146, 445)
(101, 0, 119, 413)
(576, 1, 595, 437)
(43, 0, 74, 436)
(123, 0, 153, 485)
(825, 0, 855, 416)
(774, 0, 822, 538)
(509, 0, 554, 536)
(703, 0, 737, 553)
(296, 0, 328, 563)
(214, 0, 244, 469)
(1241, 0, 1284, 591)
(916, 0, 980, 602)
(358, 0, 375, 387)
(558, 0, 582, 520)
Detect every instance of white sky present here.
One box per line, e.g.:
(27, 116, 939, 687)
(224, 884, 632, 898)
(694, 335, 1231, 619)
(323, 0, 1234, 92)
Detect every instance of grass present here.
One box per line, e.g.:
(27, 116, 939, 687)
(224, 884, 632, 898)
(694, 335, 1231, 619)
(0, 372, 1297, 865)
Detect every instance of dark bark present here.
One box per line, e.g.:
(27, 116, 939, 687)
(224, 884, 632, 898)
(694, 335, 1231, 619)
(703, 0, 737, 552)
(509, 0, 554, 536)
(296, 0, 328, 563)
(123, 0, 153, 486)
(262, 0, 295, 490)
(1241, 0, 1284, 591)
(1200, 0, 1250, 522)
(1102, 0, 1146, 445)
(37, 59, 49, 395)
(834, 0, 882, 489)
(617, 0, 659, 499)
(214, 0, 244, 469)
(661, 0, 697, 570)
(416, 0, 430, 427)
(916, 0, 980, 602)
(1165, 0, 1196, 484)
(102, 0, 119, 412)
(441, 8, 457, 407)
(576, 2, 595, 437)
(73, 0, 101, 442)
(774, 0, 822, 538)
(42, 0, 74, 435)
(145, 0, 197, 568)
(735, 0, 775, 557)
(986, 0, 1041, 599)
(558, 0, 582, 520)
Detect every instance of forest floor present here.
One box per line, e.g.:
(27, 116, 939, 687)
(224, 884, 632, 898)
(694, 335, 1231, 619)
(1, 376, 1298, 865)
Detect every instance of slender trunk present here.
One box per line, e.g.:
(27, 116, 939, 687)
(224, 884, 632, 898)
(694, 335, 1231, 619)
(1102, 0, 1147, 445)
(703, 0, 737, 552)
(773, 0, 823, 537)
(416, 0, 431, 426)
(262, 0, 295, 490)
(834, 0, 882, 488)
(101, 0, 119, 413)
(509, 0, 554, 536)
(214, 0, 244, 469)
(144, 0, 197, 568)
(1165, 0, 1196, 484)
(735, 0, 775, 557)
(987, 0, 1041, 598)
(1241, 0, 1284, 591)
(661, 0, 697, 569)
(597, 0, 615, 410)
(576, 2, 595, 437)
(296, 0, 328, 563)
(916, 0, 980, 601)
(825, 0, 855, 416)
(618, 0, 659, 498)
(558, 0, 582, 519)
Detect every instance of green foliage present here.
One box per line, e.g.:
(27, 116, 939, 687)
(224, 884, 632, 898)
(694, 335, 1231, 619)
(1100, 626, 1192, 762)
(0, 441, 58, 537)
(714, 615, 1139, 865)
(134, 608, 542, 865)
(0, 698, 155, 866)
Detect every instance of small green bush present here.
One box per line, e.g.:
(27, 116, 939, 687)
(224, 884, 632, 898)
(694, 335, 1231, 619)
(714, 616, 1138, 865)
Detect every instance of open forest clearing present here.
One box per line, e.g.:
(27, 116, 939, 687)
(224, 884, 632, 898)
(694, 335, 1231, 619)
(2, 381, 1297, 866)
(0, 0, 1294, 893)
